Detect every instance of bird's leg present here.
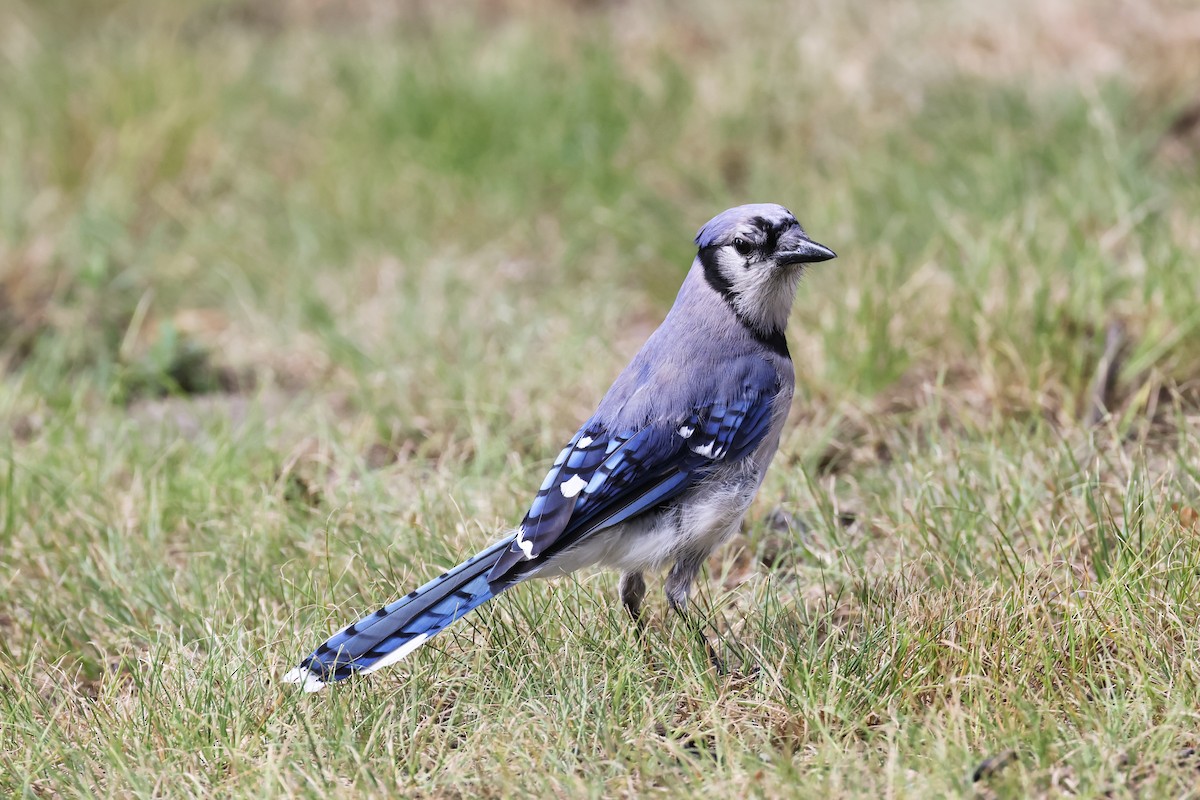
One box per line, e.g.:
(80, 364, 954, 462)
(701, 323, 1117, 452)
(618, 570, 647, 635)
(665, 556, 727, 674)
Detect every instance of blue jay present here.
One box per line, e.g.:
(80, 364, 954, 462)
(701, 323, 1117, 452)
(284, 203, 835, 691)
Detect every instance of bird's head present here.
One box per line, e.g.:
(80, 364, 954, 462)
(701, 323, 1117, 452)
(694, 203, 835, 336)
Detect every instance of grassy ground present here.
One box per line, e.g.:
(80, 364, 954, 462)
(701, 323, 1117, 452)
(3, 0, 1200, 796)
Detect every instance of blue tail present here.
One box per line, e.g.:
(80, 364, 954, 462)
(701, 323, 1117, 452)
(284, 535, 515, 691)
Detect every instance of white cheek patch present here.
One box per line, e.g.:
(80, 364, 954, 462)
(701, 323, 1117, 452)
(560, 475, 587, 498)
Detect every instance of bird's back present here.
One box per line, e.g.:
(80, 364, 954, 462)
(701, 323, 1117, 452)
(592, 259, 795, 433)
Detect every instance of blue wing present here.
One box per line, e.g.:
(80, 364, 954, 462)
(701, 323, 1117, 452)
(486, 391, 778, 584)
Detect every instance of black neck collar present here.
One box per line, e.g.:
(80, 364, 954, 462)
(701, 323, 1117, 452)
(698, 247, 790, 359)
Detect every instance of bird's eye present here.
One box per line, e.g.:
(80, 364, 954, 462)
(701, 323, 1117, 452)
(732, 237, 754, 256)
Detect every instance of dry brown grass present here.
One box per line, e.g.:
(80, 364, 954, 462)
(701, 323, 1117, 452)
(2, 0, 1200, 796)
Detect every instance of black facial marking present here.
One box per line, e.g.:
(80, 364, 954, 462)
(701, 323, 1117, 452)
(700, 246, 733, 299)
(749, 217, 774, 252)
(699, 245, 791, 360)
(750, 215, 797, 255)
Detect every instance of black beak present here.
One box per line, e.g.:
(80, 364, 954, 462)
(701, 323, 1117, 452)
(777, 236, 837, 266)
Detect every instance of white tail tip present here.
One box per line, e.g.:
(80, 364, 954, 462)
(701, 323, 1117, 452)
(283, 666, 327, 693)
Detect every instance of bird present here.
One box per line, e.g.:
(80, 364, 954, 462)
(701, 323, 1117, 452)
(284, 203, 835, 691)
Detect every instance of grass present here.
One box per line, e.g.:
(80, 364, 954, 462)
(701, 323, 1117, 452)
(2, 0, 1200, 796)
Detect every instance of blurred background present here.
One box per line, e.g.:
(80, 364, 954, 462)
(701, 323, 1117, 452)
(4, 0, 1198, 421)
(3, 0, 1200, 796)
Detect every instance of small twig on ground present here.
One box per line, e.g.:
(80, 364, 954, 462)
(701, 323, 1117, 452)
(1086, 320, 1127, 427)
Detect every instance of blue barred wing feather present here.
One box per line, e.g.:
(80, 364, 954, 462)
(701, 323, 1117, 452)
(486, 390, 778, 585)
